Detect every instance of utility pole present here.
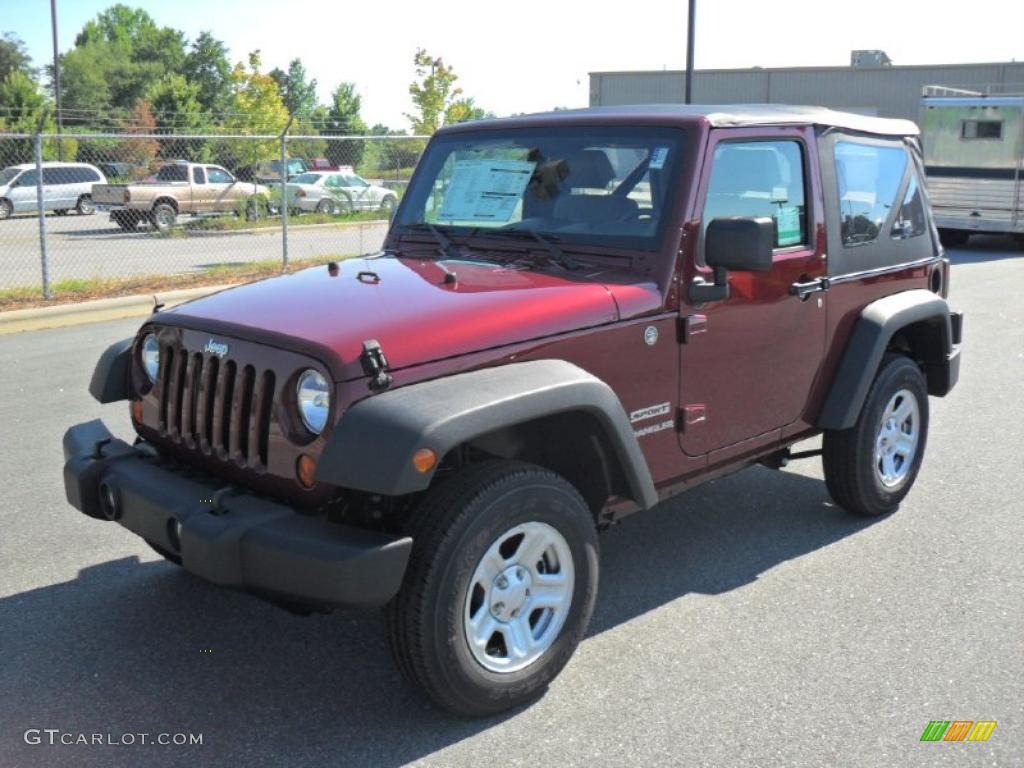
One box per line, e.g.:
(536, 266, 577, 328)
(50, 0, 63, 159)
(685, 0, 696, 104)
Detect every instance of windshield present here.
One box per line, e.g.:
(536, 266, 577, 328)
(396, 126, 686, 251)
(291, 173, 323, 185)
(0, 168, 21, 186)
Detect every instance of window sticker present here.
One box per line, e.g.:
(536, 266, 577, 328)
(437, 159, 536, 222)
(776, 206, 801, 246)
(649, 147, 669, 170)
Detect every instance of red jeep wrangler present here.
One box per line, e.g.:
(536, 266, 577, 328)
(64, 105, 962, 716)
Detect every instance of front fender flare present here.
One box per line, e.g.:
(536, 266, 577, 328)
(89, 337, 133, 404)
(315, 360, 659, 509)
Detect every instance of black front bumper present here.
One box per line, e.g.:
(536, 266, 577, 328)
(62, 420, 412, 608)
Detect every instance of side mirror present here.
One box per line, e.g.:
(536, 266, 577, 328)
(689, 216, 775, 303)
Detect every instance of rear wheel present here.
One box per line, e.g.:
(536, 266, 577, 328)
(379, 195, 396, 214)
(823, 355, 929, 517)
(112, 210, 139, 231)
(385, 461, 598, 716)
(76, 194, 96, 215)
(150, 202, 177, 232)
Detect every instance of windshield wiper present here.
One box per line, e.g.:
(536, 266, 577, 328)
(400, 222, 460, 260)
(478, 228, 580, 271)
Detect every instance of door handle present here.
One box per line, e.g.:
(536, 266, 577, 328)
(790, 277, 830, 299)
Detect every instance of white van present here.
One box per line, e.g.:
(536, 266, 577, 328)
(0, 162, 108, 219)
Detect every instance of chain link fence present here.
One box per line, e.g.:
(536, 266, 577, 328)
(0, 132, 426, 302)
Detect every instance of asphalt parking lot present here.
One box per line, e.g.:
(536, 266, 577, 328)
(0, 212, 388, 287)
(0, 239, 1021, 767)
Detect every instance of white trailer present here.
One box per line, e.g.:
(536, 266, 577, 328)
(919, 86, 1024, 246)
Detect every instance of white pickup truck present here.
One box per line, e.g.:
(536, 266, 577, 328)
(92, 161, 271, 232)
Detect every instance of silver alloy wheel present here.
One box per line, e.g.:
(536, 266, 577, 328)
(875, 388, 920, 488)
(153, 205, 176, 231)
(0, 199, 11, 219)
(316, 198, 335, 215)
(77, 195, 95, 215)
(463, 521, 575, 674)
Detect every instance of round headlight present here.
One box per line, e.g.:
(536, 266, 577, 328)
(141, 333, 160, 383)
(296, 369, 330, 434)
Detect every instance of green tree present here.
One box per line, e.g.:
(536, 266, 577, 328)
(59, 4, 186, 120)
(319, 82, 367, 168)
(0, 31, 33, 81)
(406, 49, 463, 134)
(0, 71, 74, 161)
(183, 32, 231, 115)
(215, 51, 289, 168)
(269, 58, 317, 118)
(147, 74, 209, 160)
(445, 97, 493, 125)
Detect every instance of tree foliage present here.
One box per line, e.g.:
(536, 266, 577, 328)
(270, 59, 318, 118)
(216, 51, 290, 167)
(315, 82, 368, 167)
(406, 49, 463, 134)
(0, 32, 33, 81)
(183, 32, 232, 116)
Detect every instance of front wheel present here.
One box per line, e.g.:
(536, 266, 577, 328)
(0, 198, 11, 220)
(379, 195, 396, 214)
(385, 461, 598, 716)
(823, 355, 929, 517)
(76, 195, 96, 215)
(315, 198, 335, 215)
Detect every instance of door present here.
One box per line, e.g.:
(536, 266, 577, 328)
(8, 169, 38, 212)
(206, 166, 237, 212)
(341, 174, 373, 209)
(679, 128, 827, 457)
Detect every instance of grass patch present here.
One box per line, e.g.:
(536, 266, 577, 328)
(0, 254, 356, 312)
(179, 210, 388, 233)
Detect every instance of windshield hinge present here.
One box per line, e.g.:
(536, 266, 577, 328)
(360, 339, 393, 392)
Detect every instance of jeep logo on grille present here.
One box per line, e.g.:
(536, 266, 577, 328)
(203, 339, 229, 358)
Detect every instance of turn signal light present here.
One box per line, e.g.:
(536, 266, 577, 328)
(296, 454, 317, 488)
(412, 448, 438, 474)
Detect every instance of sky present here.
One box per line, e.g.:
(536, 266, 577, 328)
(3, 0, 1022, 129)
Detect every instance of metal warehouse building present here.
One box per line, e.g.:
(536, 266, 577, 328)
(589, 55, 1024, 122)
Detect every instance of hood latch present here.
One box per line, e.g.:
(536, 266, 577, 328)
(360, 339, 393, 392)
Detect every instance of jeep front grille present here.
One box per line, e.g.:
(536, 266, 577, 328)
(157, 342, 276, 470)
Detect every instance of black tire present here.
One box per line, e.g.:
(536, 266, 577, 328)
(938, 228, 969, 248)
(54, 208, 69, 216)
(385, 460, 599, 716)
(823, 355, 929, 517)
(315, 198, 335, 215)
(379, 195, 396, 213)
(144, 538, 181, 565)
(76, 195, 96, 215)
(151, 202, 177, 232)
(0, 198, 11, 220)
(112, 210, 139, 231)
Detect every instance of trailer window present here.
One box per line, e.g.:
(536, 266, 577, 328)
(961, 120, 1002, 140)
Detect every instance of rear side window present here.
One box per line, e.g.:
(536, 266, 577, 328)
(891, 174, 926, 240)
(834, 142, 907, 246)
(156, 165, 189, 182)
(193, 167, 206, 184)
(702, 140, 807, 248)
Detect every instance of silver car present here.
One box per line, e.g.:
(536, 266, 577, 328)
(0, 162, 107, 219)
(285, 171, 398, 215)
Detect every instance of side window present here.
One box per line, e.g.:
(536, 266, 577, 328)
(17, 170, 38, 187)
(702, 140, 807, 248)
(961, 120, 1002, 140)
(193, 167, 206, 184)
(207, 167, 233, 184)
(834, 142, 907, 246)
(891, 173, 926, 240)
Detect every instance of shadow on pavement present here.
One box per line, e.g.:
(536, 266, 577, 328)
(0, 466, 878, 768)
(945, 234, 1024, 263)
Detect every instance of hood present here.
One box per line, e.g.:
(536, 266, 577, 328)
(160, 256, 659, 380)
